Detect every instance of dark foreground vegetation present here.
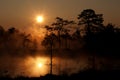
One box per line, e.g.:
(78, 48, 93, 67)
(0, 69, 120, 80)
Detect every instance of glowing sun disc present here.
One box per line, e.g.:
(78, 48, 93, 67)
(36, 16, 44, 23)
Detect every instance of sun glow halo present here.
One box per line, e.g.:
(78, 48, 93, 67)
(36, 16, 44, 23)
(25, 57, 49, 77)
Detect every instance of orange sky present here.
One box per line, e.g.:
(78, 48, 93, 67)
(0, 0, 120, 30)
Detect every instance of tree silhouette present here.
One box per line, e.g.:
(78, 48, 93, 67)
(41, 32, 57, 75)
(45, 25, 53, 35)
(97, 23, 120, 57)
(62, 20, 75, 49)
(5, 27, 18, 52)
(0, 26, 5, 52)
(78, 9, 104, 70)
(51, 17, 65, 49)
(61, 29, 71, 49)
(72, 28, 81, 39)
(52, 17, 74, 49)
(78, 9, 104, 35)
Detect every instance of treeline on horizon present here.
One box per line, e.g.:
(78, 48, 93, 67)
(41, 9, 120, 58)
(0, 26, 37, 56)
(0, 9, 120, 57)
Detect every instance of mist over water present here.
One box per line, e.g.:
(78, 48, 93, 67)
(0, 50, 119, 77)
(0, 50, 89, 77)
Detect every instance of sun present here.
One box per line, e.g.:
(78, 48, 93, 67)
(36, 16, 44, 23)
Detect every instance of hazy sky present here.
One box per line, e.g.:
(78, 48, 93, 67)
(0, 0, 120, 29)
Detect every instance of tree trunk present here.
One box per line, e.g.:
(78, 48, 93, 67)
(58, 31, 61, 49)
(50, 43, 53, 75)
